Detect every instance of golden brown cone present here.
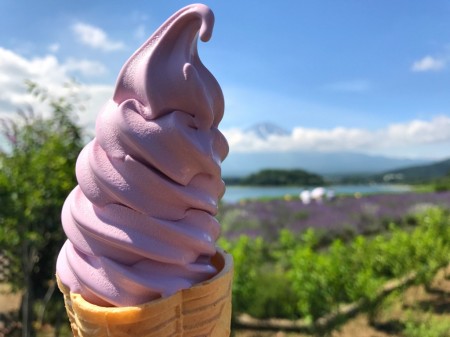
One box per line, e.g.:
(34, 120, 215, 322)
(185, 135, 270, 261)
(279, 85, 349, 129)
(57, 248, 233, 337)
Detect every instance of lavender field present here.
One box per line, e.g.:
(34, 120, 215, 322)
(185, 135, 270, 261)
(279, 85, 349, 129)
(218, 191, 450, 241)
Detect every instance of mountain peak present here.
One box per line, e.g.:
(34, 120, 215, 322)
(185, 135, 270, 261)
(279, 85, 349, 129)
(245, 122, 290, 139)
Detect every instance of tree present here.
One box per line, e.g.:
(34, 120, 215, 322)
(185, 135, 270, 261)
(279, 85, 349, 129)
(0, 80, 84, 336)
(241, 168, 326, 186)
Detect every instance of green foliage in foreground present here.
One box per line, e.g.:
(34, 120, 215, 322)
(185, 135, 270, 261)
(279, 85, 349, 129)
(403, 312, 450, 337)
(219, 207, 450, 327)
(0, 81, 84, 336)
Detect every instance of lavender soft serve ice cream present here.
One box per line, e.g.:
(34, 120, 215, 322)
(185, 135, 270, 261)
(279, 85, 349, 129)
(56, 4, 229, 307)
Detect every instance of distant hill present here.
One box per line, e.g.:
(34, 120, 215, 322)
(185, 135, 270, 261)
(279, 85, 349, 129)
(225, 168, 325, 186)
(374, 158, 450, 183)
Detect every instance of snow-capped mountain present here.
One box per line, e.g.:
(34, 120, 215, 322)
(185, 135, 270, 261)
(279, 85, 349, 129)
(245, 122, 290, 139)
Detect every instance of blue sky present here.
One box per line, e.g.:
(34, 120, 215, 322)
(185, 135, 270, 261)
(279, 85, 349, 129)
(1, 0, 450, 159)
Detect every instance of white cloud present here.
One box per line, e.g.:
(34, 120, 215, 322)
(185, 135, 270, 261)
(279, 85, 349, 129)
(48, 43, 60, 53)
(0, 48, 66, 110)
(411, 55, 446, 72)
(78, 85, 113, 132)
(63, 58, 107, 77)
(72, 22, 125, 52)
(223, 116, 450, 157)
(0, 47, 113, 133)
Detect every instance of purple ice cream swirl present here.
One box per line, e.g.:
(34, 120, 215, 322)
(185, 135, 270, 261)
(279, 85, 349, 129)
(56, 4, 229, 307)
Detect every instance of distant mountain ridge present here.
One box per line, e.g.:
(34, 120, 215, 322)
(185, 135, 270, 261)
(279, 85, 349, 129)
(375, 158, 450, 183)
(222, 151, 431, 177)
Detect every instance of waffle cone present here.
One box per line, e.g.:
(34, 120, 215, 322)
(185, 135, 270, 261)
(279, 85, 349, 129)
(57, 248, 233, 337)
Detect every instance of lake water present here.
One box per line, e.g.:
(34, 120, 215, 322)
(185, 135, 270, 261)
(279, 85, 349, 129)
(222, 184, 412, 203)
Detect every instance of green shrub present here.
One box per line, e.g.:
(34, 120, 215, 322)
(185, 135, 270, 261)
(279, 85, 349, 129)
(404, 313, 450, 337)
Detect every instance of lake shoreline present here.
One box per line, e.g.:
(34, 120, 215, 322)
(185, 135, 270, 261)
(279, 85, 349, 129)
(223, 183, 413, 203)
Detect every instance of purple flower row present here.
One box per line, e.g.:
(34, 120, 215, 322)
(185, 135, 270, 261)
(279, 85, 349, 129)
(218, 192, 450, 240)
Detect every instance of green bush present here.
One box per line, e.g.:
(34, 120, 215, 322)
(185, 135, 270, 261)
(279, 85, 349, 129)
(404, 313, 450, 337)
(247, 264, 298, 319)
(218, 236, 266, 318)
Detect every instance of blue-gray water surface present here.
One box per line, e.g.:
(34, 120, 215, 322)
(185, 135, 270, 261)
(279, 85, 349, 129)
(222, 184, 412, 203)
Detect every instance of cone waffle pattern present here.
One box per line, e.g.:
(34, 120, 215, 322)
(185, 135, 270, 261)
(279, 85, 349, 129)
(57, 249, 233, 337)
